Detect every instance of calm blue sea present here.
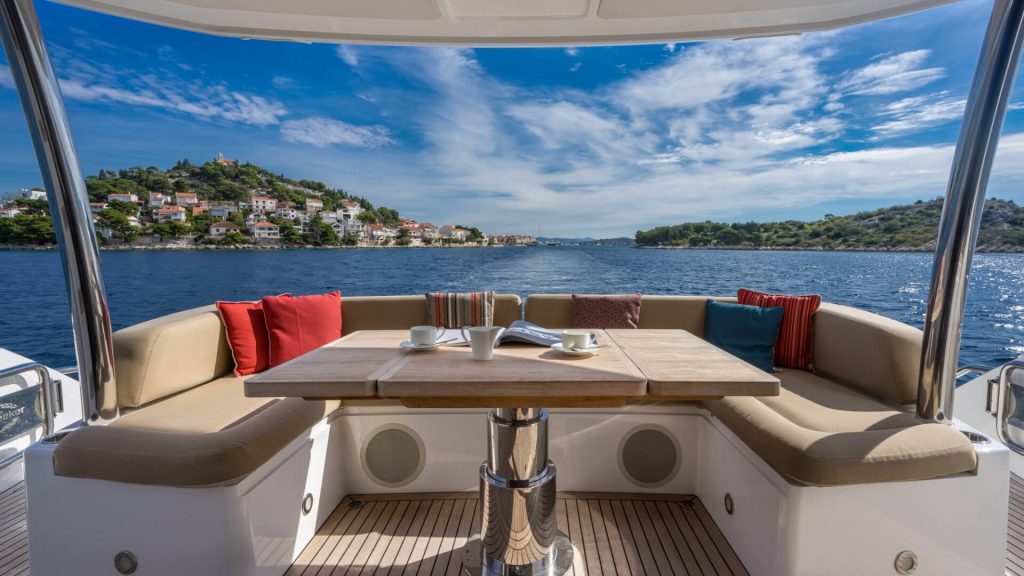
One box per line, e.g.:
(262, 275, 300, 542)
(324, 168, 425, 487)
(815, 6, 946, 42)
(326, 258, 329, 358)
(1, 247, 1022, 370)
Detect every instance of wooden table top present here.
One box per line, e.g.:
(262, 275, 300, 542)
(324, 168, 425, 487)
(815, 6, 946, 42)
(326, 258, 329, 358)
(606, 329, 779, 398)
(245, 328, 779, 406)
(244, 331, 407, 398)
(376, 330, 647, 407)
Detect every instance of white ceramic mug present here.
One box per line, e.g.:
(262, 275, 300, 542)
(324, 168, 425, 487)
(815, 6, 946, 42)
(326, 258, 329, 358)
(461, 326, 503, 360)
(562, 329, 596, 350)
(410, 325, 445, 347)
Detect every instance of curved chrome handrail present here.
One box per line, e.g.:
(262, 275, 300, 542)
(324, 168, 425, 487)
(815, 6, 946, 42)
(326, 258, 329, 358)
(917, 0, 1024, 424)
(0, 0, 117, 421)
(995, 359, 1024, 455)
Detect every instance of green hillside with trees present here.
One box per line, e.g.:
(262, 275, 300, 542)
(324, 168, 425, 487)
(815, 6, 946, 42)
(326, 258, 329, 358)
(0, 158, 410, 246)
(635, 198, 1024, 252)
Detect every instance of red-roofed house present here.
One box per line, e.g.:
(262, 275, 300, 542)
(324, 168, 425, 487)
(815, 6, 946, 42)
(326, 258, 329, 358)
(251, 196, 277, 213)
(250, 221, 280, 240)
(209, 221, 239, 237)
(107, 193, 138, 203)
(148, 193, 168, 208)
(174, 192, 198, 206)
(157, 205, 186, 223)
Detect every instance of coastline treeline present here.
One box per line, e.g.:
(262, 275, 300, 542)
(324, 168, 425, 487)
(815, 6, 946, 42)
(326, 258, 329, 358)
(634, 198, 1024, 252)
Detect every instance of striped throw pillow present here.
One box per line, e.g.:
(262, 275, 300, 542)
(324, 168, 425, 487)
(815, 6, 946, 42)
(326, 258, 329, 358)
(736, 288, 821, 370)
(425, 291, 495, 328)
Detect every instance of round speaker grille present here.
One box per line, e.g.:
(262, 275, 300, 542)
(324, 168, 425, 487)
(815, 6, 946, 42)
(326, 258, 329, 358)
(361, 424, 425, 488)
(618, 425, 681, 488)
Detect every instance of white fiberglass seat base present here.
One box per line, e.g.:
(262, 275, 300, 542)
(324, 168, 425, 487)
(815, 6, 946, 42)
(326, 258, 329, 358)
(24, 403, 1007, 576)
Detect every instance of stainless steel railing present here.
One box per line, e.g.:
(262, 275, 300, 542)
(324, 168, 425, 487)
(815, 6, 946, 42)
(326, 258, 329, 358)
(0, 362, 63, 468)
(917, 0, 1024, 424)
(995, 359, 1024, 454)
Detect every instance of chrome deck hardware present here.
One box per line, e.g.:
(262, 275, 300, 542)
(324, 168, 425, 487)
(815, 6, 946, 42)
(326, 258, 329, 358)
(996, 360, 1024, 454)
(0, 362, 61, 467)
(463, 407, 573, 576)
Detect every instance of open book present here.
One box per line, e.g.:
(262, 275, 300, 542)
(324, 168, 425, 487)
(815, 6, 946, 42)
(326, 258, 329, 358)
(440, 320, 563, 347)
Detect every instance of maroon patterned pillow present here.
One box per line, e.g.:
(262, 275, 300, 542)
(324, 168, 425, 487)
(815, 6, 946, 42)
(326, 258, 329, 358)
(571, 294, 642, 329)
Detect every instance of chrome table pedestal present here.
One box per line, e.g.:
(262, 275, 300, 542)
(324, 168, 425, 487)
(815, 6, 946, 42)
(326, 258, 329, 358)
(462, 408, 573, 576)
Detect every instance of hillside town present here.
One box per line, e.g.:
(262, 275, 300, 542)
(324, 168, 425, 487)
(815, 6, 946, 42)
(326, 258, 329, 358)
(0, 155, 537, 248)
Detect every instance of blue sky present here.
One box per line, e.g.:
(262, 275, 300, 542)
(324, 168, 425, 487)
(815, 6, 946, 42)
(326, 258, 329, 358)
(1, 0, 1023, 237)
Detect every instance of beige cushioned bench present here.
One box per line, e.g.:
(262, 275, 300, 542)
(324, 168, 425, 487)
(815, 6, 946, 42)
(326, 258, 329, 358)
(54, 295, 522, 487)
(524, 294, 977, 486)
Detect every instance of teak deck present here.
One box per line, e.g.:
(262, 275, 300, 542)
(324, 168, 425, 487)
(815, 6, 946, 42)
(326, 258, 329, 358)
(0, 482, 27, 576)
(287, 492, 749, 576)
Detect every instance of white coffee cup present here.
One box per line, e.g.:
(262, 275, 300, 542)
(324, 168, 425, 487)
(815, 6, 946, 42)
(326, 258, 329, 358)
(461, 326, 503, 360)
(562, 329, 596, 351)
(410, 325, 445, 347)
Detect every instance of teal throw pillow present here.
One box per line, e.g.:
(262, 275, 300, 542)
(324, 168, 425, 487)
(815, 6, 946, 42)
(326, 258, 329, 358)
(704, 300, 784, 372)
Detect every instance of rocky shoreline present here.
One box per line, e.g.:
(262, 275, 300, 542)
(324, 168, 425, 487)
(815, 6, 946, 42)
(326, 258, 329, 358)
(0, 242, 513, 251)
(637, 244, 1024, 253)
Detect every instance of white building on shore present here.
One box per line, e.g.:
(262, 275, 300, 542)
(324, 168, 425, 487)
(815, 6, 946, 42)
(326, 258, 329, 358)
(157, 205, 186, 223)
(3, 189, 47, 202)
(251, 221, 280, 241)
(209, 221, 240, 237)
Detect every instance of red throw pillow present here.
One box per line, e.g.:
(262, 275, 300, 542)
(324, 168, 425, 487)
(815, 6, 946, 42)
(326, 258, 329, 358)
(571, 294, 642, 329)
(737, 288, 821, 370)
(216, 299, 277, 377)
(262, 292, 342, 367)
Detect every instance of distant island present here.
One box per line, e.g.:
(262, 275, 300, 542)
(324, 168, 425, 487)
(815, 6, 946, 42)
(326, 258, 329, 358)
(537, 237, 634, 246)
(0, 155, 537, 249)
(635, 198, 1024, 252)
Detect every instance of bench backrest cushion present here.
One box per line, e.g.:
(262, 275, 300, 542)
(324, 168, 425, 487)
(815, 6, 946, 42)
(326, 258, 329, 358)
(812, 303, 922, 406)
(115, 305, 235, 409)
(524, 295, 921, 406)
(524, 294, 735, 336)
(342, 294, 521, 334)
(115, 295, 522, 408)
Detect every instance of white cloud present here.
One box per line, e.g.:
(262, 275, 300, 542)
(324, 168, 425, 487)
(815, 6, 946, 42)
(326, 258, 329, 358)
(280, 117, 393, 148)
(272, 76, 295, 89)
(58, 75, 287, 126)
(337, 45, 359, 68)
(0, 64, 12, 89)
(838, 50, 945, 96)
(570, 62, 582, 73)
(872, 91, 965, 136)
(329, 38, 1015, 237)
(564, 47, 579, 57)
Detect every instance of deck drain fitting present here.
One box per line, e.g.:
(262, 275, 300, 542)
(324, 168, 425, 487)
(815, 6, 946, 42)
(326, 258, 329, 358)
(301, 493, 314, 516)
(679, 499, 695, 510)
(349, 500, 364, 510)
(724, 493, 735, 515)
(114, 550, 138, 574)
(894, 550, 918, 574)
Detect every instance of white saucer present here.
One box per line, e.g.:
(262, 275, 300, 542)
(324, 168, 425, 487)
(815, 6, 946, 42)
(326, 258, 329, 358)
(401, 340, 445, 351)
(551, 343, 599, 357)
